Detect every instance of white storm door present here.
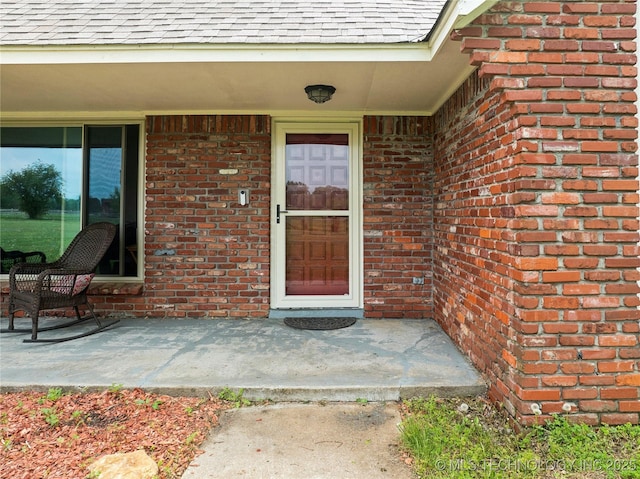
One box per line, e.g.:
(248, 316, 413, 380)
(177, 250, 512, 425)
(271, 121, 361, 309)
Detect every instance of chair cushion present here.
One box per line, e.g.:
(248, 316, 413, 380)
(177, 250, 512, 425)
(50, 274, 95, 295)
(72, 274, 95, 295)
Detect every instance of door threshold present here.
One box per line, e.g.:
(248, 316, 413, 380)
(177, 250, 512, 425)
(269, 309, 364, 319)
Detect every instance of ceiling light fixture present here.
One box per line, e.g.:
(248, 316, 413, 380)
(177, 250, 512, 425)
(304, 84, 336, 104)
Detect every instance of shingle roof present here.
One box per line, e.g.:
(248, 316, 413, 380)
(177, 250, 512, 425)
(0, 1, 449, 46)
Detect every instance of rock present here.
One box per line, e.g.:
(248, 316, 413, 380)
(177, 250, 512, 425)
(88, 450, 158, 479)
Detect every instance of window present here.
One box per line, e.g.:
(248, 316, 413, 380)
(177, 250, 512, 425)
(0, 124, 140, 277)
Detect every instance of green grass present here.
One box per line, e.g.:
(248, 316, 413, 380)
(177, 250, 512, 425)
(400, 396, 640, 479)
(0, 211, 81, 261)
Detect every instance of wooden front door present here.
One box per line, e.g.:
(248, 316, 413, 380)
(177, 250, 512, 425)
(271, 121, 361, 309)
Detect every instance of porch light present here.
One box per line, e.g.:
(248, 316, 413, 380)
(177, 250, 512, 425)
(305, 84, 336, 103)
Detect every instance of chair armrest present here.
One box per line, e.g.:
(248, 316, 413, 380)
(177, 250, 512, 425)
(39, 269, 96, 296)
(11, 266, 95, 297)
(1, 250, 46, 273)
(23, 251, 46, 263)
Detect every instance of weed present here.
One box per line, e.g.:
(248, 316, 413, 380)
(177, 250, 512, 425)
(355, 398, 368, 405)
(71, 410, 86, 426)
(135, 398, 163, 410)
(218, 387, 251, 408)
(107, 383, 123, 394)
(41, 407, 60, 427)
(401, 396, 640, 479)
(1, 437, 12, 451)
(38, 387, 64, 405)
(185, 431, 198, 446)
(46, 388, 64, 402)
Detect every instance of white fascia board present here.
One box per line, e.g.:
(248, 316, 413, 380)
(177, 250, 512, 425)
(428, 0, 499, 54)
(0, 109, 438, 121)
(0, 43, 433, 65)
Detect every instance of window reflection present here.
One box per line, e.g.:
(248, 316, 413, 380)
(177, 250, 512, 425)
(0, 127, 82, 269)
(0, 125, 139, 277)
(285, 134, 349, 211)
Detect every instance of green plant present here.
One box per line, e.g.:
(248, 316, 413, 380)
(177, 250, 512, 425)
(401, 397, 640, 479)
(71, 410, 86, 426)
(107, 383, 123, 394)
(41, 407, 60, 427)
(38, 387, 64, 405)
(218, 387, 251, 408)
(46, 387, 64, 402)
(135, 398, 163, 410)
(1, 437, 12, 451)
(185, 431, 198, 446)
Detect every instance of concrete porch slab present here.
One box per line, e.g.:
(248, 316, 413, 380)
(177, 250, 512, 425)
(0, 317, 486, 401)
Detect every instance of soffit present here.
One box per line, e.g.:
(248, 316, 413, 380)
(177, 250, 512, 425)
(0, 1, 492, 117)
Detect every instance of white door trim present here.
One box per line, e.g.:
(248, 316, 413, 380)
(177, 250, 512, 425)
(270, 118, 363, 309)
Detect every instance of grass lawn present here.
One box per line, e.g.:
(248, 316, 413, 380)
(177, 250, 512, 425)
(0, 211, 81, 261)
(400, 396, 640, 479)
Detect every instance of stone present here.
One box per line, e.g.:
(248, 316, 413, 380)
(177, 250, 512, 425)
(88, 450, 158, 479)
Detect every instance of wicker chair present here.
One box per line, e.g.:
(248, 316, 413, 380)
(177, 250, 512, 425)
(4, 222, 119, 343)
(1, 248, 46, 273)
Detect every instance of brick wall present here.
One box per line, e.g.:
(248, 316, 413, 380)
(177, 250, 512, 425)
(89, 114, 437, 320)
(434, 0, 639, 425)
(117, 115, 272, 318)
(363, 116, 434, 318)
(433, 71, 517, 406)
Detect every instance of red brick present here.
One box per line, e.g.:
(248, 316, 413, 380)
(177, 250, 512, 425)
(515, 257, 558, 271)
(563, 284, 599, 295)
(542, 376, 578, 387)
(598, 361, 636, 373)
(616, 375, 640, 387)
(579, 400, 617, 413)
(542, 271, 580, 283)
(601, 388, 638, 400)
(600, 413, 639, 425)
(559, 335, 595, 346)
(562, 388, 598, 400)
(580, 349, 616, 360)
(603, 180, 639, 191)
(582, 297, 621, 309)
(600, 335, 638, 347)
(520, 389, 561, 401)
(561, 362, 596, 374)
(580, 375, 616, 386)
(620, 401, 640, 412)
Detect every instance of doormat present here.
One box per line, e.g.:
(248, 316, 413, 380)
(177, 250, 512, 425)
(283, 317, 357, 331)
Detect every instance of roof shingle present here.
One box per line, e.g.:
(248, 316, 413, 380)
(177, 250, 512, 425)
(0, 0, 448, 46)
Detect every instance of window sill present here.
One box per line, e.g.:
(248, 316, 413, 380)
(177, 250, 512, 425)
(0, 281, 143, 296)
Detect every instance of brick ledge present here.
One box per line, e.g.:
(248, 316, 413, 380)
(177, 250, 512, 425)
(88, 282, 143, 295)
(1, 281, 143, 296)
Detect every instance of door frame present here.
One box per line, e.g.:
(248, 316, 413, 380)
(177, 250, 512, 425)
(270, 118, 363, 310)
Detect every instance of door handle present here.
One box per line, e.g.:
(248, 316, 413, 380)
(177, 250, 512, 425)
(276, 204, 289, 224)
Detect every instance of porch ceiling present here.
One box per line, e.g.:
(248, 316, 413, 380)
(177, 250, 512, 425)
(0, 36, 475, 117)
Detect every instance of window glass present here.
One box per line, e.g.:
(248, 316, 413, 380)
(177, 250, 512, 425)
(0, 127, 82, 269)
(0, 125, 139, 277)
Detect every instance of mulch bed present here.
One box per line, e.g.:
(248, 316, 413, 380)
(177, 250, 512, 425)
(0, 388, 229, 479)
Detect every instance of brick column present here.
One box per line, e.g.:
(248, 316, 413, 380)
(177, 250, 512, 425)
(363, 116, 434, 318)
(437, 0, 639, 425)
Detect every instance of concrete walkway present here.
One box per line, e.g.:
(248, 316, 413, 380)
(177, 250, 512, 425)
(1, 316, 486, 478)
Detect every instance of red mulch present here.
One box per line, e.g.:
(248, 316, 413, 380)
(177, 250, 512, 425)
(0, 388, 229, 479)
